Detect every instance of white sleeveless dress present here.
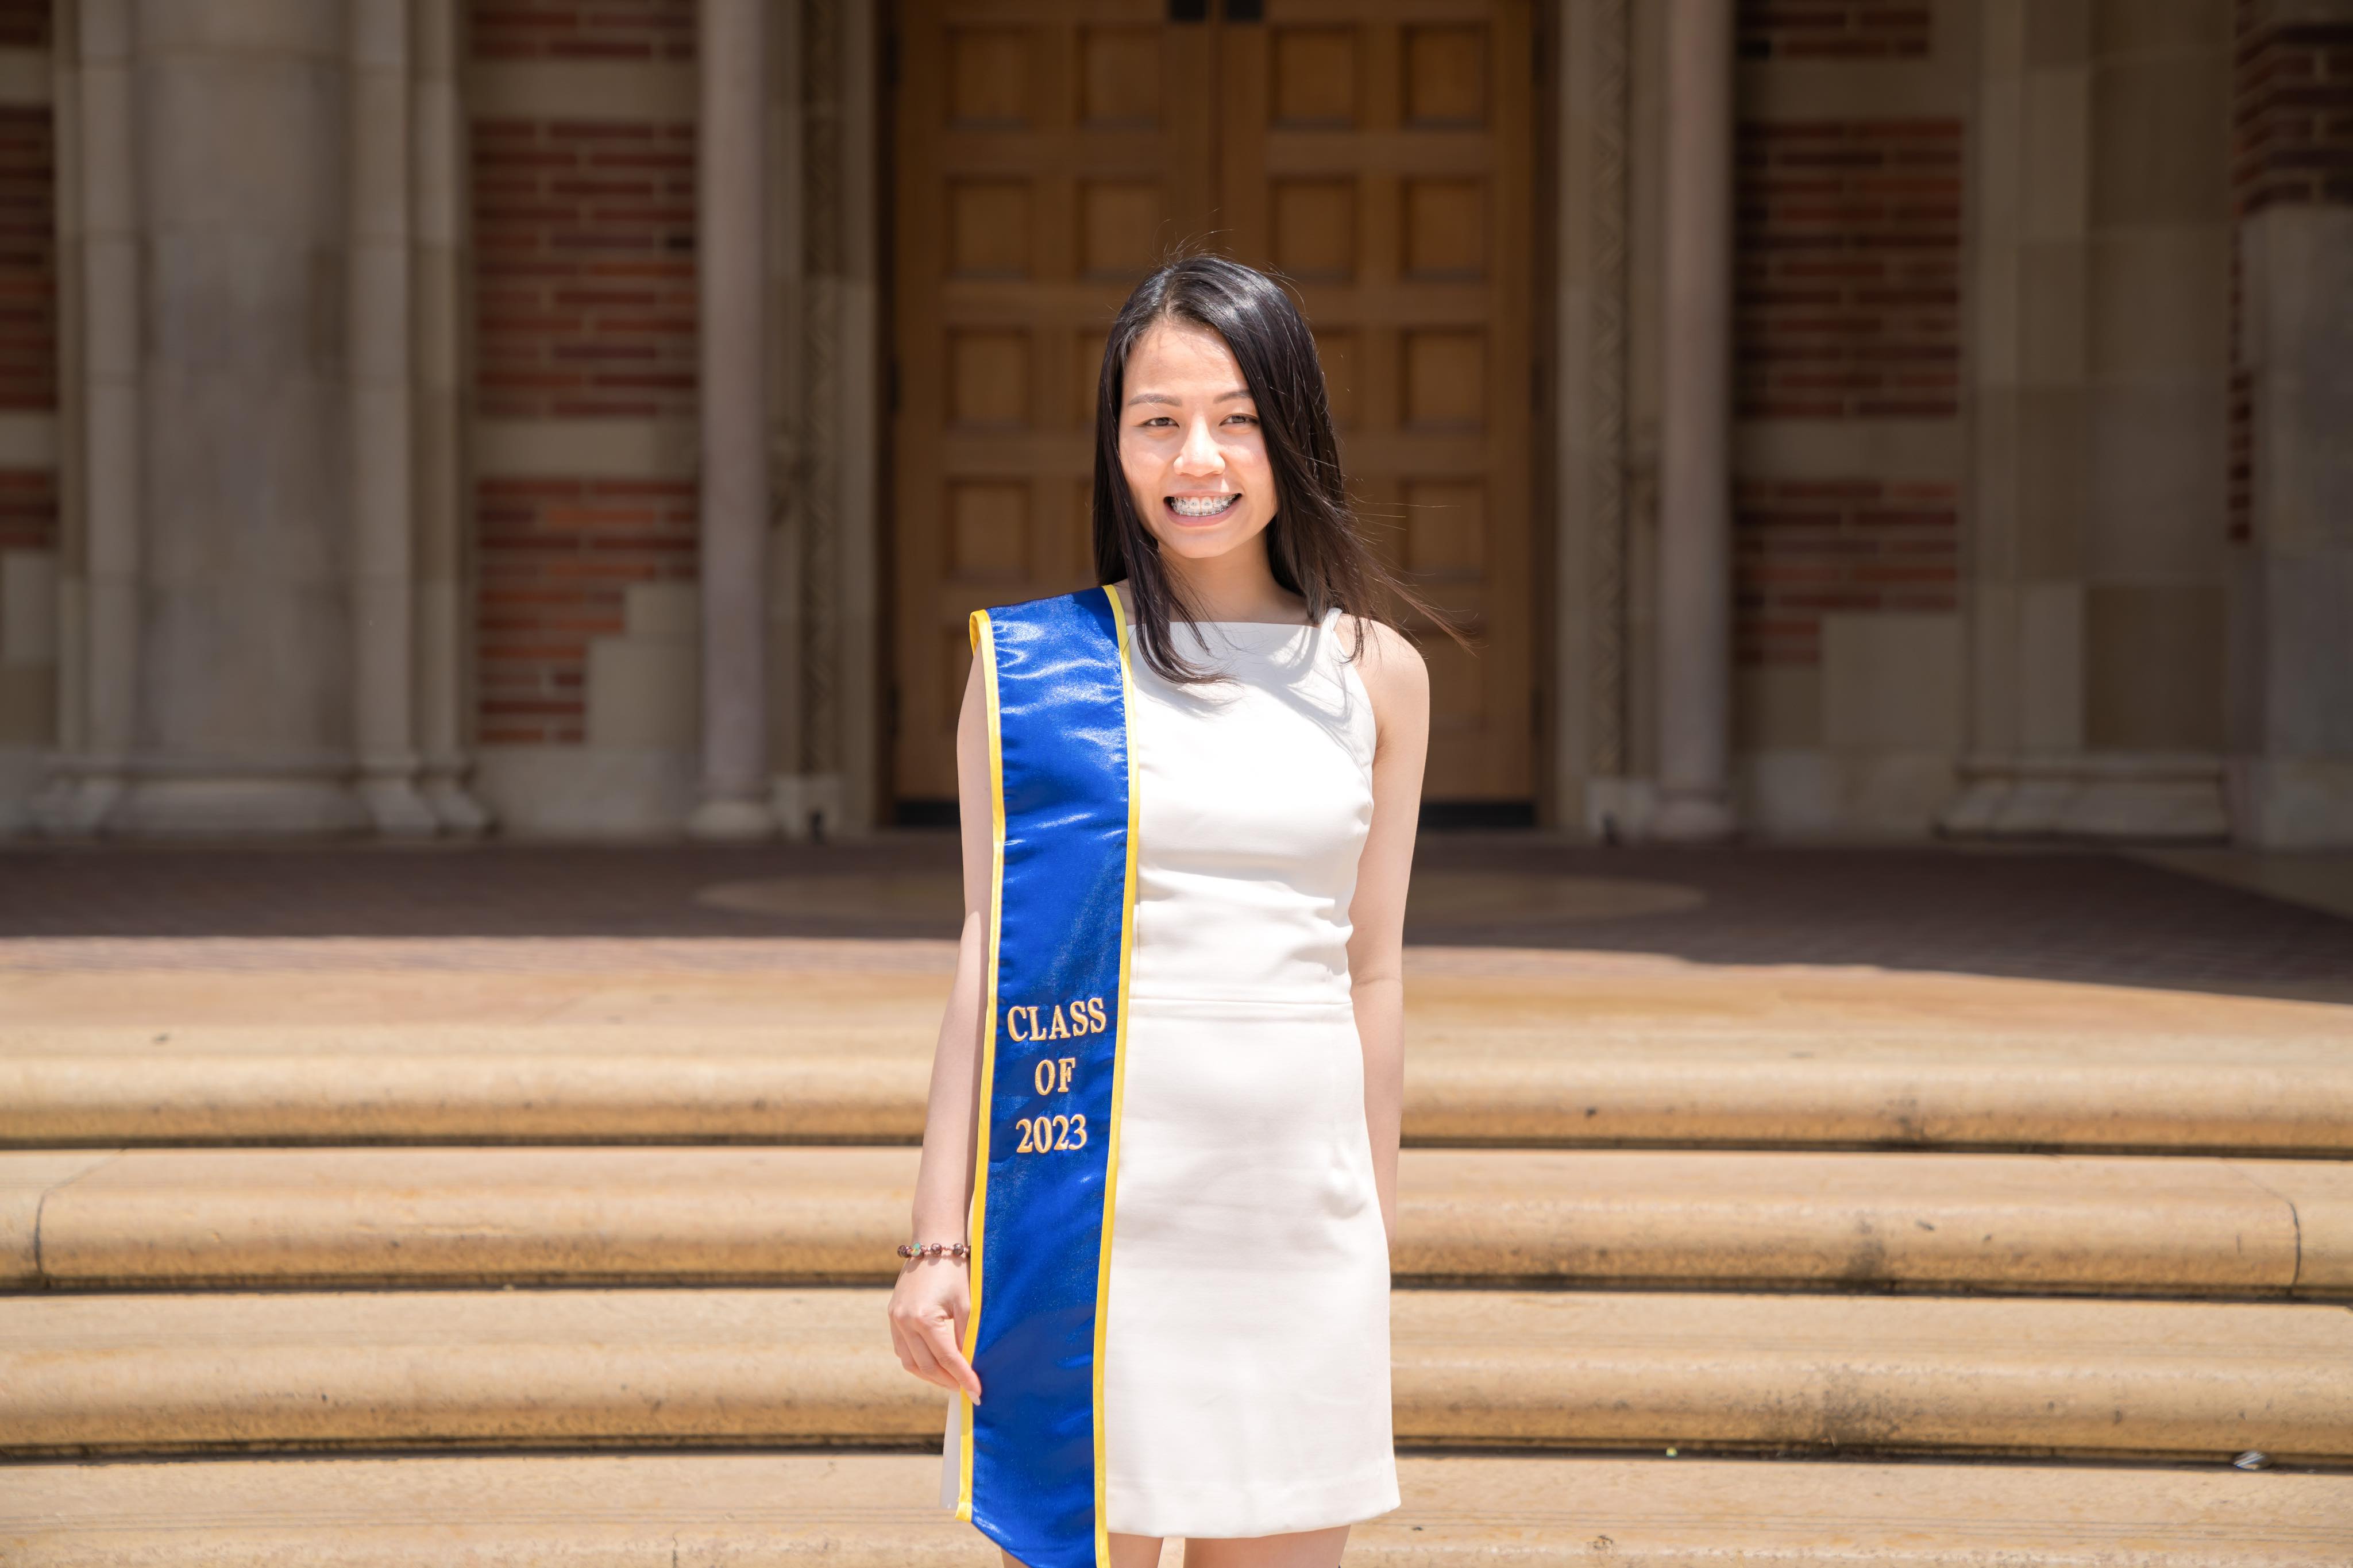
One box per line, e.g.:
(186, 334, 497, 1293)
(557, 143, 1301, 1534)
(944, 605, 1400, 1540)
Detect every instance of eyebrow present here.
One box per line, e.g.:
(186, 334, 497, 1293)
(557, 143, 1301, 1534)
(1124, 388, 1256, 408)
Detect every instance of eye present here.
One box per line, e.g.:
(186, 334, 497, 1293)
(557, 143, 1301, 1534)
(1222, 412, 1259, 427)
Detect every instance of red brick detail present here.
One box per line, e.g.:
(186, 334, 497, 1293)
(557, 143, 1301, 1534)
(2232, 0, 2353, 214)
(2229, 308, 2252, 544)
(472, 119, 697, 420)
(1735, 478, 1959, 666)
(0, 466, 53, 553)
(0, 104, 52, 415)
(0, 90, 55, 560)
(469, 5, 699, 748)
(472, 0, 693, 61)
(474, 477, 697, 744)
(1737, 119, 1963, 420)
(1737, 1, 1930, 61)
(0, 0, 47, 49)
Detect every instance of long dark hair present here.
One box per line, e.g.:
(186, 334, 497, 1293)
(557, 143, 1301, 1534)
(1090, 254, 1446, 684)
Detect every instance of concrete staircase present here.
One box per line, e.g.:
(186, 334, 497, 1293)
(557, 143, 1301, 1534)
(6, 992, 2353, 1562)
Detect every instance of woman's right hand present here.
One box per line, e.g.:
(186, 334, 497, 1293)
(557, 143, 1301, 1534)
(888, 659, 996, 1409)
(888, 1255, 983, 1403)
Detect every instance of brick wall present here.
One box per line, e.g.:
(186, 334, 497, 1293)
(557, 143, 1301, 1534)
(473, 0, 692, 61)
(0, 3, 53, 754)
(475, 478, 696, 746)
(469, 0, 697, 746)
(0, 0, 45, 50)
(0, 90, 52, 565)
(1734, 478, 1958, 667)
(1735, 119, 1961, 420)
(2228, 0, 2353, 540)
(2228, 332, 2251, 543)
(1737, 1, 1930, 61)
(0, 105, 55, 420)
(1734, 117, 1961, 665)
(472, 119, 697, 420)
(2232, 0, 2353, 212)
(0, 468, 51, 555)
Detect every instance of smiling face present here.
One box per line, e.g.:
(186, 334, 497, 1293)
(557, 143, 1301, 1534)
(1117, 319, 1280, 568)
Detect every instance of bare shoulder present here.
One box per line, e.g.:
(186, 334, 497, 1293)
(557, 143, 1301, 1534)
(1339, 615, 1429, 724)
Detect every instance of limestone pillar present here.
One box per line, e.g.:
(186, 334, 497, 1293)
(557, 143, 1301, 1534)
(832, 0, 882, 837)
(32, 0, 140, 835)
(765, 0, 810, 833)
(95, 0, 364, 835)
(770, 0, 880, 840)
(689, 0, 774, 840)
(409, 0, 489, 833)
(1554, 0, 1634, 835)
(1651, 0, 1734, 841)
(348, 0, 434, 835)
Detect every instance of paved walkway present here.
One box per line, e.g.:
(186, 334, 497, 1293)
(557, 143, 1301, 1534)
(1, 837, 2347, 1003)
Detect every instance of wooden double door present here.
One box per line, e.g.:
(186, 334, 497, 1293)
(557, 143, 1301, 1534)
(890, 0, 1536, 807)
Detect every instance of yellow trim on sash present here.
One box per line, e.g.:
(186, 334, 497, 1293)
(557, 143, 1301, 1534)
(957, 607, 1006, 1525)
(955, 590, 1136, 1560)
(1091, 584, 1140, 1568)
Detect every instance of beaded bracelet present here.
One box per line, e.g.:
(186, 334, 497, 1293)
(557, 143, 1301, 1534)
(897, 1239, 970, 1262)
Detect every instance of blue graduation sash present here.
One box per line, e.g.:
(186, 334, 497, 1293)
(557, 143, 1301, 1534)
(956, 585, 1138, 1568)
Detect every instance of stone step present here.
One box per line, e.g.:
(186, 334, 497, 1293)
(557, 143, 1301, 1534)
(6, 1022, 2351, 1153)
(6, 1287, 2348, 1462)
(5, 1145, 2349, 1296)
(5, 1451, 2349, 1567)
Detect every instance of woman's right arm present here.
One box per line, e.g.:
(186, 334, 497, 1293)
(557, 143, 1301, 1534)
(885, 654, 993, 1404)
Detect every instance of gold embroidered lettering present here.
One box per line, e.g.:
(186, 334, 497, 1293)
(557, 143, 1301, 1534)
(1009, 1109, 1094, 1154)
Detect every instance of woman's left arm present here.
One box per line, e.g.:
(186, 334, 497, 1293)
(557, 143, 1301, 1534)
(1344, 618, 1430, 1248)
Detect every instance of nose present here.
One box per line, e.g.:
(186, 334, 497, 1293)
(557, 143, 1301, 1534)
(1174, 414, 1223, 476)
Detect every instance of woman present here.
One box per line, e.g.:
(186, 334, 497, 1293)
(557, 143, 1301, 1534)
(887, 254, 1430, 1568)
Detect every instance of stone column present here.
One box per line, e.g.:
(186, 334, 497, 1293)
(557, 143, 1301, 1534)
(688, 0, 774, 840)
(834, 0, 882, 837)
(774, 0, 878, 840)
(765, 0, 809, 832)
(32, 0, 140, 835)
(1554, 0, 1634, 835)
(94, 0, 364, 836)
(1651, 0, 1735, 841)
(348, 0, 434, 835)
(409, 0, 489, 832)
